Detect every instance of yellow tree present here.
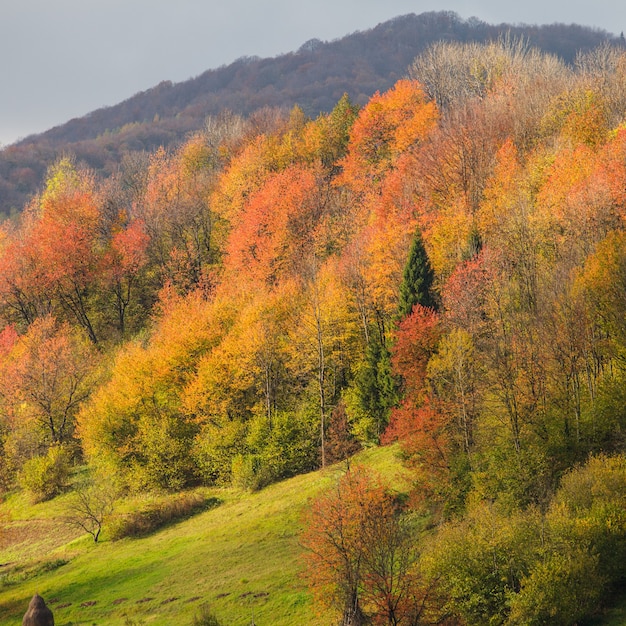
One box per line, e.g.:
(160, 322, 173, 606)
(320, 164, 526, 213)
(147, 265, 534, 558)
(287, 258, 359, 467)
(78, 288, 218, 490)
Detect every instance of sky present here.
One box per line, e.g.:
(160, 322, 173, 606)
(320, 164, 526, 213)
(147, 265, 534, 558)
(1, 0, 625, 147)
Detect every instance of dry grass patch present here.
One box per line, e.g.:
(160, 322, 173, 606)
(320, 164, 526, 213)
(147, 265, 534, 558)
(109, 492, 220, 540)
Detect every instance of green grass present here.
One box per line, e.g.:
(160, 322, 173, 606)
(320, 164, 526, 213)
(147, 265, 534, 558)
(5, 446, 624, 626)
(589, 595, 626, 626)
(0, 446, 408, 625)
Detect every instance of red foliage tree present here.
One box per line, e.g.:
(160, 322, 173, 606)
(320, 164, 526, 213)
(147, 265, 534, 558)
(389, 304, 441, 401)
(302, 466, 424, 625)
(225, 163, 325, 286)
(100, 218, 150, 336)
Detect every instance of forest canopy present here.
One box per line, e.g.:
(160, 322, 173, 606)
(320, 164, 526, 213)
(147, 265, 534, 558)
(2, 37, 626, 624)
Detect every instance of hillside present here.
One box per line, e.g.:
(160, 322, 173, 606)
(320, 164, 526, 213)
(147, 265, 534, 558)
(2, 450, 626, 626)
(0, 10, 622, 214)
(2, 450, 626, 625)
(2, 34, 626, 625)
(0, 446, 405, 625)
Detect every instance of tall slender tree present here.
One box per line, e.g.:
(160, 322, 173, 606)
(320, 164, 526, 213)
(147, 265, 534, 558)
(397, 228, 436, 319)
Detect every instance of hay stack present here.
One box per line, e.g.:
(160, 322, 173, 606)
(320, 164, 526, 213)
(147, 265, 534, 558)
(22, 594, 54, 626)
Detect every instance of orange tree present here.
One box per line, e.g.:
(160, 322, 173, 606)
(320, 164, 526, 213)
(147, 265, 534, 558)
(301, 466, 425, 625)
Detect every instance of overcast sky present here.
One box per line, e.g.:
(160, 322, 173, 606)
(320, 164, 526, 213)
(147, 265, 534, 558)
(1, 0, 625, 146)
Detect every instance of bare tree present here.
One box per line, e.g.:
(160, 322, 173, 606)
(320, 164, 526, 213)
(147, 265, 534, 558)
(65, 478, 116, 543)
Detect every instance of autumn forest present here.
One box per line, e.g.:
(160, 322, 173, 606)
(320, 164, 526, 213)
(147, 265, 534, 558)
(2, 35, 626, 625)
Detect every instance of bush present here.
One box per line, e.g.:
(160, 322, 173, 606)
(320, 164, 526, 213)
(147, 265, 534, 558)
(231, 453, 268, 491)
(2, 425, 42, 484)
(420, 501, 541, 625)
(109, 492, 219, 540)
(422, 455, 626, 624)
(130, 413, 199, 492)
(18, 445, 71, 502)
(193, 421, 247, 485)
(246, 408, 319, 484)
(507, 548, 604, 625)
(191, 604, 222, 626)
(552, 454, 626, 582)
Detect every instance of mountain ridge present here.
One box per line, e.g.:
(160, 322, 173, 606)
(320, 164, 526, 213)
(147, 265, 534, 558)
(0, 10, 621, 213)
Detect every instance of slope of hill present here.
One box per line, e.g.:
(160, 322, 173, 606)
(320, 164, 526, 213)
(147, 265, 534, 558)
(3, 25, 626, 625)
(0, 446, 405, 626)
(0, 10, 621, 214)
(3, 449, 626, 625)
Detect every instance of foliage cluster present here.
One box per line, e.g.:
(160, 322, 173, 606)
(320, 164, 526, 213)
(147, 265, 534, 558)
(17, 445, 72, 503)
(421, 454, 626, 625)
(1, 34, 626, 624)
(305, 455, 626, 625)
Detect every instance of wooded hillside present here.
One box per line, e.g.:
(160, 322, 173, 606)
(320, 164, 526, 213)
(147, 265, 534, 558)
(2, 34, 626, 625)
(0, 11, 622, 214)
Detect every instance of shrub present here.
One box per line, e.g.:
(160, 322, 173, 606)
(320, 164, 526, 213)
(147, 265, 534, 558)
(18, 445, 71, 502)
(191, 604, 222, 626)
(193, 421, 247, 485)
(109, 492, 219, 540)
(507, 548, 604, 625)
(231, 454, 267, 491)
(247, 408, 319, 484)
(132, 413, 199, 491)
(552, 454, 626, 583)
(2, 425, 42, 484)
(420, 502, 541, 625)
(423, 455, 626, 625)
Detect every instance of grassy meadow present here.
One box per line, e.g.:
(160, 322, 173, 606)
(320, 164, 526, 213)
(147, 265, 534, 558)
(0, 446, 408, 625)
(3, 444, 626, 625)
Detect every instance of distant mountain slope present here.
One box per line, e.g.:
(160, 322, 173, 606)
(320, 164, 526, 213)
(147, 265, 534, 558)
(0, 10, 621, 214)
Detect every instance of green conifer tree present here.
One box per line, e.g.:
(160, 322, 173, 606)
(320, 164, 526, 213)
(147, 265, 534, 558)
(354, 335, 399, 440)
(398, 228, 436, 318)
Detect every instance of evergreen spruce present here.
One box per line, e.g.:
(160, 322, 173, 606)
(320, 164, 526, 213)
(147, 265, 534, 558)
(355, 335, 398, 440)
(398, 228, 436, 318)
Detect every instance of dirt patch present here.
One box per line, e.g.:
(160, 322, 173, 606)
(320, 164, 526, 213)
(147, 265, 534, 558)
(0, 519, 82, 563)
